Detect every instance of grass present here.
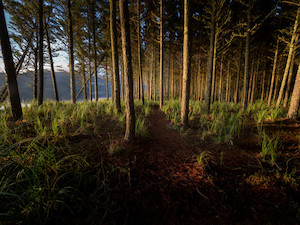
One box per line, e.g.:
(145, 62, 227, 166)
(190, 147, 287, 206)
(0, 99, 151, 224)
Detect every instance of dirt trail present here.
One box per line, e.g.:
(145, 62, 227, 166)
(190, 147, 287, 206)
(112, 108, 298, 225)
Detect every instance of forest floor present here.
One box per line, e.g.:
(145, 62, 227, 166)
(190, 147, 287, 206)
(72, 106, 299, 225)
(1, 102, 299, 225)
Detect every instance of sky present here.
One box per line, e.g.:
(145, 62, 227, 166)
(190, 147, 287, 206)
(0, 11, 69, 73)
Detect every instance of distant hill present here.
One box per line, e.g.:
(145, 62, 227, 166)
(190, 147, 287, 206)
(0, 71, 111, 102)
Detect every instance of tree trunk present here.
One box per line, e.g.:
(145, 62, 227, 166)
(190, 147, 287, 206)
(181, 0, 191, 127)
(268, 38, 279, 106)
(33, 38, 38, 100)
(81, 56, 87, 101)
(276, 8, 299, 107)
(68, 0, 75, 103)
(137, 0, 144, 105)
(106, 61, 109, 100)
(218, 54, 224, 102)
(154, 52, 156, 101)
(0, 0, 22, 120)
(110, 0, 121, 111)
(38, 0, 44, 106)
(45, 25, 59, 102)
(159, 0, 164, 108)
(242, 7, 251, 111)
(211, 31, 217, 103)
(92, 4, 98, 101)
(234, 40, 242, 103)
(287, 63, 300, 119)
(205, 3, 216, 113)
(260, 66, 266, 101)
(119, 0, 135, 141)
(284, 34, 298, 108)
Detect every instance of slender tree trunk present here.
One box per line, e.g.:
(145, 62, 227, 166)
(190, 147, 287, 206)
(110, 0, 121, 111)
(33, 40, 38, 100)
(159, 0, 164, 108)
(181, 0, 192, 127)
(242, 7, 251, 111)
(88, 22, 92, 101)
(205, 2, 216, 113)
(38, 0, 44, 106)
(260, 67, 266, 101)
(106, 61, 109, 100)
(268, 38, 279, 106)
(154, 53, 156, 101)
(121, 56, 125, 99)
(68, 0, 75, 103)
(45, 25, 59, 102)
(150, 46, 154, 100)
(81, 56, 87, 101)
(92, 4, 98, 101)
(218, 54, 224, 102)
(284, 35, 298, 108)
(211, 32, 217, 103)
(234, 40, 242, 103)
(250, 62, 258, 105)
(276, 8, 299, 107)
(287, 63, 300, 119)
(0, 0, 22, 120)
(119, 0, 135, 141)
(137, 0, 144, 105)
(226, 61, 230, 102)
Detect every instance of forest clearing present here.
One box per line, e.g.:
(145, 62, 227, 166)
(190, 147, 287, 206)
(0, 0, 300, 224)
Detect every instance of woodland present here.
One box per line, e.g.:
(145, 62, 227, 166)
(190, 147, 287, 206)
(0, 0, 299, 224)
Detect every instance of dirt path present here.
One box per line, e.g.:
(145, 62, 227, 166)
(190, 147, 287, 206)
(110, 108, 298, 225)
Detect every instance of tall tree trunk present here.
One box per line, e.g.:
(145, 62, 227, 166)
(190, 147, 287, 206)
(159, 0, 164, 108)
(81, 56, 87, 101)
(68, 0, 75, 103)
(234, 40, 242, 103)
(45, 25, 59, 102)
(242, 7, 251, 111)
(92, 4, 98, 101)
(0, 0, 22, 120)
(226, 61, 230, 102)
(287, 63, 300, 119)
(211, 32, 217, 103)
(38, 0, 44, 106)
(205, 2, 216, 113)
(218, 54, 224, 102)
(268, 38, 279, 106)
(181, 0, 191, 127)
(119, 0, 135, 141)
(137, 0, 144, 105)
(33, 39, 38, 100)
(284, 35, 298, 108)
(106, 61, 109, 100)
(250, 62, 258, 105)
(276, 8, 299, 107)
(150, 46, 154, 100)
(154, 52, 156, 101)
(110, 0, 121, 111)
(121, 56, 125, 99)
(260, 66, 266, 101)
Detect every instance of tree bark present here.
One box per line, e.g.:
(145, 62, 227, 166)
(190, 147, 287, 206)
(268, 38, 279, 106)
(234, 40, 242, 103)
(284, 34, 298, 108)
(119, 0, 135, 141)
(33, 37, 38, 100)
(68, 0, 75, 103)
(276, 7, 299, 107)
(242, 6, 251, 111)
(110, 0, 121, 111)
(205, 2, 216, 113)
(92, 3, 98, 101)
(218, 54, 224, 102)
(0, 0, 22, 120)
(38, 0, 44, 106)
(287, 64, 300, 119)
(181, 0, 192, 127)
(159, 0, 164, 108)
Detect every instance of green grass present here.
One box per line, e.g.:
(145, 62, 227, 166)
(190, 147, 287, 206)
(0, 99, 151, 224)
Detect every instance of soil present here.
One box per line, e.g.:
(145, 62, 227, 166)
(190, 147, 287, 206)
(67, 107, 299, 225)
